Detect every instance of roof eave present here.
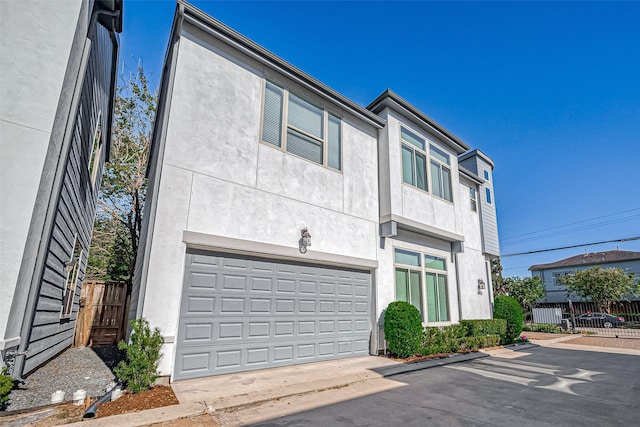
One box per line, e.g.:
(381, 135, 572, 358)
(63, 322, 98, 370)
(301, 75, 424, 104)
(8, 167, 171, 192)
(367, 89, 469, 154)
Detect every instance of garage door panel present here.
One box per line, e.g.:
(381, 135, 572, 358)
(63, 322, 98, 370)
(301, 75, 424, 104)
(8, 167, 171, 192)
(175, 250, 371, 380)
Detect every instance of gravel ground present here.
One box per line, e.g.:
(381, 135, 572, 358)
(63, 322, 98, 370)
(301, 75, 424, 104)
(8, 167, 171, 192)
(5, 346, 116, 411)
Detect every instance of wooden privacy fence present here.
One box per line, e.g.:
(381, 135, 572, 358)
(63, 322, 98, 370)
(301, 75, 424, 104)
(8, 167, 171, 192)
(74, 281, 130, 347)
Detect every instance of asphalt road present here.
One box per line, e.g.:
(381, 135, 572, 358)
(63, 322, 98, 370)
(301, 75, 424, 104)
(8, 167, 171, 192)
(249, 346, 639, 427)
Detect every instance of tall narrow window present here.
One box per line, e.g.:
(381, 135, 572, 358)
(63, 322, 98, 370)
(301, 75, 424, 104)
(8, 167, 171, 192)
(88, 111, 103, 185)
(484, 170, 490, 181)
(62, 237, 83, 318)
(400, 127, 427, 191)
(424, 254, 449, 322)
(486, 188, 492, 204)
(261, 81, 342, 170)
(470, 187, 477, 211)
(430, 144, 452, 201)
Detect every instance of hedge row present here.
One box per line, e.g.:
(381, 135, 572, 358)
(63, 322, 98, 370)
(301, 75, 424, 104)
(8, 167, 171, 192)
(384, 302, 507, 357)
(521, 323, 562, 334)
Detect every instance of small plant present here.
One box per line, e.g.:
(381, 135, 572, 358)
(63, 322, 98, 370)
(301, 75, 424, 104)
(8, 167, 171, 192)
(384, 302, 422, 357)
(514, 335, 529, 344)
(0, 367, 15, 408)
(114, 318, 163, 393)
(494, 295, 524, 344)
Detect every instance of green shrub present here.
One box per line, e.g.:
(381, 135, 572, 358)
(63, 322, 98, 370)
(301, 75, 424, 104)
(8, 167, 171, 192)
(460, 319, 506, 337)
(521, 323, 562, 334)
(494, 296, 524, 344)
(0, 367, 14, 407)
(114, 318, 164, 393)
(384, 302, 422, 357)
(459, 334, 501, 351)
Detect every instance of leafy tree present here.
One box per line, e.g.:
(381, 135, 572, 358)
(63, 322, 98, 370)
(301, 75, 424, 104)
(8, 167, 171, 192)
(559, 267, 638, 313)
(88, 65, 156, 287)
(491, 257, 511, 296)
(509, 276, 545, 312)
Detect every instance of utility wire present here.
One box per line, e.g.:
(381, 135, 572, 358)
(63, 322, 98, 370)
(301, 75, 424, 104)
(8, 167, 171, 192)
(501, 207, 640, 242)
(500, 236, 640, 257)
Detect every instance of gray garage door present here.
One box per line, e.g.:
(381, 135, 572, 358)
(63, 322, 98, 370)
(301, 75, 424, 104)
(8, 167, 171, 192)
(174, 250, 371, 380)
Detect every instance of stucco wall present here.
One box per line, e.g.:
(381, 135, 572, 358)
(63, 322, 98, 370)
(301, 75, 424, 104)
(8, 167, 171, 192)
(140, 34, 379, 375)
(0, 0, 83, 347)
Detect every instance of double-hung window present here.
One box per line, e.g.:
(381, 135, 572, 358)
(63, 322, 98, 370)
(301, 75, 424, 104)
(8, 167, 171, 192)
(400, 127, 427, 191)
(394, 248, 449, 322)
(430, 144, 453, 202)
(61, 237, 83, 319)
(470, 187, 477, 212)
(88, 111, 103, 186)
(262, 81, 341, 170)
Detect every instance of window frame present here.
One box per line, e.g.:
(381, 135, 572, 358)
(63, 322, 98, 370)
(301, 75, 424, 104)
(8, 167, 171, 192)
(61, 236, 83, 319)
(400, 126, 428, 192)
(88, 111, 103, 186)
(429, 144, 453, 202)
(393, 247, 450, 323)
(470, 187, 477, 212)
(260, 80, 343, 172)
(486, 187, 492, 204)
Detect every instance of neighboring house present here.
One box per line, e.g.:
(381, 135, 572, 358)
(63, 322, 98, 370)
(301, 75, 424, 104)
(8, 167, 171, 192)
(530, 250, 640, 303)
(0, 0, 122, 378)
(131, 1, 500, 381)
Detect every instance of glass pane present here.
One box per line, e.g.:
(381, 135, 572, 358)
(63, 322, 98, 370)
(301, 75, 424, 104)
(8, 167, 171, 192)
(415, 152, 427, 191)
(484, 170, 490, 180)
(431, 161, 442, 198)
(401, 127, 425, 150)
(409, 270, 422, 315)
(437, 275, 449, 321)
(430, 144, 450, 165)
(328, 114, 341, 170)
(424, 255, 446, 271)
(288, 93, 323, 139)
(402, 145, 415, 185)
(395, 248, 421, 266)
(262, 82, 283, 146)
(425, 273, 437, 322)
(442, 167, 452, 201)
(287, 129, 322, 164)
(486, 188, 492, 204)
(395, 269, 408, 302)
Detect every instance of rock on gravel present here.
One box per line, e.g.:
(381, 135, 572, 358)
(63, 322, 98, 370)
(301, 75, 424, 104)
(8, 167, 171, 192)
(5, 346, 115, 411)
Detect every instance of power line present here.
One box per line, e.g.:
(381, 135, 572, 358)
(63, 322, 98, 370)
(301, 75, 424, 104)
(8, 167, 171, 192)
(501, 207, 640, 242)
(501, 214, 640, 246)
(500, 236, 640, 258)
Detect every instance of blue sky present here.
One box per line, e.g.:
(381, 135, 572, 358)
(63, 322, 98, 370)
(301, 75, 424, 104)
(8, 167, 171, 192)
(121, 1, 640, 278)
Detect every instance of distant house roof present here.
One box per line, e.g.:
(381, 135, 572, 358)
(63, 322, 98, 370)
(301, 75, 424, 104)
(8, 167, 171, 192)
(529, 250, 640, 271)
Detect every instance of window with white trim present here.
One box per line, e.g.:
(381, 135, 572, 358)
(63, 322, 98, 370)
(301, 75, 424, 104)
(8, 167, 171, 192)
(262, 81, 341, 170)
(61, 237, 83, 318)
(394, 248, 450, 322)
(400, 127, 427, 191)
(430, 144, 453, 202)
(470, 187, 477, 212)
(88, 111, 103, 186)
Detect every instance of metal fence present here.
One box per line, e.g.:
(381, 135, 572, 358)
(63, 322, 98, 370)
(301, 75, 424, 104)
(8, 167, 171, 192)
(530, 300, 640, 337)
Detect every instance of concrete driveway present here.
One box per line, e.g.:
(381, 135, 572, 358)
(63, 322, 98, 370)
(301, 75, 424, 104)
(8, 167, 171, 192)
(217, 346, 639, 426)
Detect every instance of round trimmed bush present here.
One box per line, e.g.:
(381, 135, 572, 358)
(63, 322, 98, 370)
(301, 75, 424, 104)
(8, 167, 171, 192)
(493, 295, 523, 344)
(384, 301, 422, 357)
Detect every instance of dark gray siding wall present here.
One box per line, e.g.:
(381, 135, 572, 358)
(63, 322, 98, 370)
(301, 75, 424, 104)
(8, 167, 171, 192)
(477, 157, 499, 257)
(22, 23, 117, 374)
(459, 157, 478, 176)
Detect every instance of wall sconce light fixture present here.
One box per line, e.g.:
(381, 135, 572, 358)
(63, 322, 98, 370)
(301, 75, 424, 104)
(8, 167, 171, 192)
(299, 228, 312, 253)
(478, 279, 486, 292)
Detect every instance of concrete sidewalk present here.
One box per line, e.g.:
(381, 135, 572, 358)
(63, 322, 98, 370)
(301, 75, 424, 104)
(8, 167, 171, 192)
(65, 353, 486, 427)
(527, 332, 640, 355)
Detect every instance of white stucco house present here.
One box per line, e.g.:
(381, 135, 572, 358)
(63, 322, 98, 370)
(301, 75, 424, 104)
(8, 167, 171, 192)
(131, 1, 500, 381)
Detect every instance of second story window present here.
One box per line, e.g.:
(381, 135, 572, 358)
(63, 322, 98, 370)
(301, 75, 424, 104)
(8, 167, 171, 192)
(88, 111, 103, 186)
(262, 81, 341, 171)
(430, 144, 452, 202)
(470, 187, 477, 211)
(400, 127, 427, 191)
(486, 188, 492, 204)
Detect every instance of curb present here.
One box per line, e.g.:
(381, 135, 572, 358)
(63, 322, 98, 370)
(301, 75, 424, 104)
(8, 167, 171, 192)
(375, 352, 489, 377)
